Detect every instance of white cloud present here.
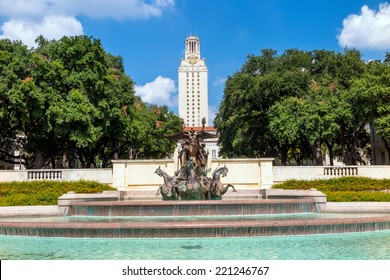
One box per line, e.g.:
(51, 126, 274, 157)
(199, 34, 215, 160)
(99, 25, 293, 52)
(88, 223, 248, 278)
(135, 76, 177, 107)
(0, 0, 174, 47)
(213, 77, 226, 86)
(208, 105, 217, 126)
(56, 0, 174, 20)
(338, 3, 390, 49)
(0, 16, 83, 47)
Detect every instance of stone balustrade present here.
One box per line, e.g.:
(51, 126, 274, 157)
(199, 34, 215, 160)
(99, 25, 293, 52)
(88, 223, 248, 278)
(323, 166, 358, 176)
(28, 170, 62, 180)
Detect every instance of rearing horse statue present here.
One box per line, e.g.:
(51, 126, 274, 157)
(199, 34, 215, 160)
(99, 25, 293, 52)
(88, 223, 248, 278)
(209, 166, 237, 199)
(154, 166, 180, 200)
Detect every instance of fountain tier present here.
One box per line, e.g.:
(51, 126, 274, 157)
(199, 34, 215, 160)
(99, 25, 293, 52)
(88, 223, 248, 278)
(66, 199, 315, 216)
(2, 199, 390, 238)
(2, 215, 390, 238)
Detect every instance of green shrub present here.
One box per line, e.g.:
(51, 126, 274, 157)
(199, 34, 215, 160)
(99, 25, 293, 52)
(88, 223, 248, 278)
(0, 180, 116, 206)
(326, 191, 390, 202)
(272, 177, 390, 202)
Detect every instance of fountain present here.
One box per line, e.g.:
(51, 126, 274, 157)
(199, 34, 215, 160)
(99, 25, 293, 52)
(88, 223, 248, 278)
(1, 125, 390, 248)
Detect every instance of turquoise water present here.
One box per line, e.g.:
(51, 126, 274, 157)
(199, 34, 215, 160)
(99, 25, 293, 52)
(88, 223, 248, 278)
(1, 230, 390, 260)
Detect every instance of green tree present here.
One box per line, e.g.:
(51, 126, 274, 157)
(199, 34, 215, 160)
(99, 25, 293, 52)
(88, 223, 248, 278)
(216, 48, 369, 165)
(0, 36, 181, 168)
(0, 39, 50, 167)
(350, 59, 390, 162)
(215, 49, 312, 159)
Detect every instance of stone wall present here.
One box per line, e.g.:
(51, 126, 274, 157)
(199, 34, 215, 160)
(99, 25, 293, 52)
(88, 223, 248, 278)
(0, 169, 113, 184)
(1, 162, 390, 190)
(111, 158, 275, 190)
(273, 165, 390, 183)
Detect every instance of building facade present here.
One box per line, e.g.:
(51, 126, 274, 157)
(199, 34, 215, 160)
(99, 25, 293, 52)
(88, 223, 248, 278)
(178, 36, 208, 127)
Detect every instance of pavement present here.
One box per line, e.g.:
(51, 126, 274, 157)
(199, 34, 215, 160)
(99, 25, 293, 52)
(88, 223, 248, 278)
(325, 202, 390, 213)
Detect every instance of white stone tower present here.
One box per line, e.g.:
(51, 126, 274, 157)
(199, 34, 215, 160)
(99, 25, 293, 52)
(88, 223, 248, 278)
(178, 36, 208, 127)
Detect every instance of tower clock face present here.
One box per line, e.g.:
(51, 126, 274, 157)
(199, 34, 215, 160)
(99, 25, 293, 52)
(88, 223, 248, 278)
(188, 55, 198, 65)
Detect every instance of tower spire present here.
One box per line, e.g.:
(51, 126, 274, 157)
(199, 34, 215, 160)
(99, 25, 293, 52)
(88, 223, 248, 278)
(178, 36, 208, 127)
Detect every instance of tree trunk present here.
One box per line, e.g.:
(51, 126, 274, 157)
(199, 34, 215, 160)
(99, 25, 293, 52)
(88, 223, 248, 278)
(33, 150, 46, 169)
(384, 139, 390, 165)
(325, 141, 334, 166)
(280, 145, 288, 166)
(62, 153, 70, 168)
(311, 139, 323, 166)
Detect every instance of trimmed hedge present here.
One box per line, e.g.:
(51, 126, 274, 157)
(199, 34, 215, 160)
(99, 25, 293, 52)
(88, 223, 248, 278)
(273, 177, 390, 202)
(326, 191, 390, 202)
(0, 180, 116, 206)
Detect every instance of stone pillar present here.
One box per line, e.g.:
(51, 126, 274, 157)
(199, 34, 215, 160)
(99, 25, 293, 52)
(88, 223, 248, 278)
(259, 158, 274, 189)
(112, 160, 126, 190)
(206, 148, 212, 175)
(173, 147, 180, 172)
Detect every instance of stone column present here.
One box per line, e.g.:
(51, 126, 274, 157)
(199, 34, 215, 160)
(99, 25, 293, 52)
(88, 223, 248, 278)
(259, 158, 274, 189)
(112, 160, 126, 190)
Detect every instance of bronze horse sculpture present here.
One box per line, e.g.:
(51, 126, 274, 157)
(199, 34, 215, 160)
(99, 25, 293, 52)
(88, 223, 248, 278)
(154, 166, 180, 200)
(208, 166, 237, 199)
(157, 121, 236, 200)
(155, 164, 236, 200)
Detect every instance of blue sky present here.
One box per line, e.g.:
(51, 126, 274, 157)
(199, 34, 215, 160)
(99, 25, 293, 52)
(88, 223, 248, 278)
(1, 1, 390, 125)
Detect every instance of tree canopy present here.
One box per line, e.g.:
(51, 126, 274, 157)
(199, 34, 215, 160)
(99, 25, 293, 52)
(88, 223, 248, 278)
(0, 36, 181, 168)
(215, 48, 390, 165)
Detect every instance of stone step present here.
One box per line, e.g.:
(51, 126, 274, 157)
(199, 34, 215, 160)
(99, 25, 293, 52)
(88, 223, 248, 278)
(223, 194, 263, 200)
(121, 188, 263, 201)
(122, 188, 261, 195)
(123, 195, 161, 201)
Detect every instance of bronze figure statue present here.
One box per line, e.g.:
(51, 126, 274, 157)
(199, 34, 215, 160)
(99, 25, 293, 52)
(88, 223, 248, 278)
(157, 120, 236, 200)
(164, 122, 218, 172)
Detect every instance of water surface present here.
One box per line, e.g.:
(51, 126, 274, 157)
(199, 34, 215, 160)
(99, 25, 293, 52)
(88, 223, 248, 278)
(1, 230, 390, 260)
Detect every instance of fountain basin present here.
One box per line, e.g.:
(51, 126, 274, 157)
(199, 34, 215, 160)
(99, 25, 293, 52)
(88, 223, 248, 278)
(65, 199, 316, 216)
(2, 197, 390, 239)
(1, 215, 390, 238)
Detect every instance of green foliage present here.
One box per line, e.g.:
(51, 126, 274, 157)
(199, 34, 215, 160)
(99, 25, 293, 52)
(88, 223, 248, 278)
(326, 191, 390, 202)
(0, 180, 115, 206)
(273, 177, 390, 202)
(0, 36, 181, 168)
(216, 48, 390, 165)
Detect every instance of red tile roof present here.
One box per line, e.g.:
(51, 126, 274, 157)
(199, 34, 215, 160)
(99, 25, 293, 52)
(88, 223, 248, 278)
(183, 126, 217, 132)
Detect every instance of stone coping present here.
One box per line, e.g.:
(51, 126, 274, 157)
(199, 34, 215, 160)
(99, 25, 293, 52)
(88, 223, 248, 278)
(2, 216, 390, 229)
(111, 158, 275, 163)
(0, 206, 60, 217)
(68, 198, 314, 206)
(2, 202, 390, 217)
(325, 202, 390, 213)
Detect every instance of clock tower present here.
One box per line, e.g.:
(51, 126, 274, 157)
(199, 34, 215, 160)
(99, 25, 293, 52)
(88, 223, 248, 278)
(178, 36, 208, 127)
